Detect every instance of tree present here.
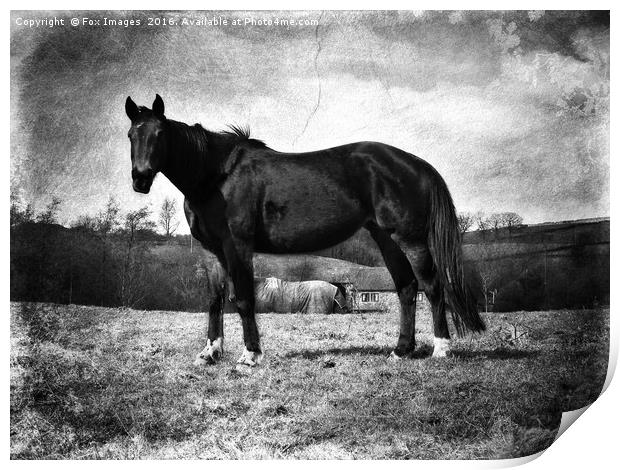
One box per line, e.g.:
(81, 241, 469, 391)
(36, 196, 62, 224)
(118, 206, 155, 307)
(95, 196, 121, 306)
(158, 197, 179, 240)
(476, 259, 496, 314)
(499, 212, 523, 229)
(10, 189, 34, 226)
(475, 211, 490, 232)
(485, 213, 505, 232)
(457, 212, 476, 236)
(476, 211, 524, 232)
(71, 214, 98, 231)
(124, 207, 155, 237)
(96, 196, 121, 235)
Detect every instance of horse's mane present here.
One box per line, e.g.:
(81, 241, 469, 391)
(221, 124, 252, 141)
(167, 120, 265, 153)
(220, 124, 265, 147)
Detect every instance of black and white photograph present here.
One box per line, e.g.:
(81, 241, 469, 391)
(9, 8, 611, 461)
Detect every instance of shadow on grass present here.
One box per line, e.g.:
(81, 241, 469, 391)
(285, 345, 390, 359)
(284, 344, 435, 360)
(452, 348, 540, 360)
(287, 344, 541, 361)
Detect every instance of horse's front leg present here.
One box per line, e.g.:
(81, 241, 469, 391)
(224, 237, 262, 367)
(194, 285, 225, 366)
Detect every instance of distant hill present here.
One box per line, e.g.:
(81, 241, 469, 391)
(461, 218, 609, 310)
(463, 217, 609, 247)
(12, 217, 608, 312)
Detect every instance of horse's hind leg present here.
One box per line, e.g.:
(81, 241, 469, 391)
(223, 237, 262, 367)
(366, 222, 418, 358)
(411, 247, 451, 357)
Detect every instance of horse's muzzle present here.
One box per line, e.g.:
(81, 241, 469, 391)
(132, 168, 155, 194)
(133, 176, 153, 194)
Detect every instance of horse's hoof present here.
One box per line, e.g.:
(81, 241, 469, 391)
(236, 348, 263, 367)
(194, 338, 223, 366)
(194, 355, 209, 367)
(432, 337, 451, 358)
(388, 350, 403, 361)
(194, 352, 218, 365)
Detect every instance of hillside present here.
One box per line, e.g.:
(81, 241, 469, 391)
(461, 218, 609, 310)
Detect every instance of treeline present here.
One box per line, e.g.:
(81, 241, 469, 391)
(10, 195, 214, 312)
(10, 193, 609, 313)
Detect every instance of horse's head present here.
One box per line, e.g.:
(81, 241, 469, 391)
(125, 94, 168, 194)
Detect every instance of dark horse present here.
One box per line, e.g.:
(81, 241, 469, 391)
(125, 95, 485, 367)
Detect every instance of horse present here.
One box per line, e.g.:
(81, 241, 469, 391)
(125, 94, 485, 367)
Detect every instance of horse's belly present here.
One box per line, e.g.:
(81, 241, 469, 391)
(255, 198, 367, 253)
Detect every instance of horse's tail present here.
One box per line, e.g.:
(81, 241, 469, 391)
(427, 171, 485, 336)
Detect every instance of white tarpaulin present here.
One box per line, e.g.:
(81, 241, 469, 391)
(254, 277, 339, 314)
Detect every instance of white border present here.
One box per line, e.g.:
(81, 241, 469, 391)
(4, 2, 617, 468)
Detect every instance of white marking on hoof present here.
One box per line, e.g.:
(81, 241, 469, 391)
(194, 337, 224, 366)
(432, 337, 451, 358)
(388, 350, 403, 361)
(227, 278, 236, 302)
(193, 356, 208, 367)
(236, 347, 263, 367)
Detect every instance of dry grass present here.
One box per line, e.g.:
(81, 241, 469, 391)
(10, 302, 608, 459)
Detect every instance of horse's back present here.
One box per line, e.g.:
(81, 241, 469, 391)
(241, 140, 434, 195)
(224, 141, 437, 251)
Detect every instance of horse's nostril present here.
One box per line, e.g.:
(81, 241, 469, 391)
(133, 167, 154, 177)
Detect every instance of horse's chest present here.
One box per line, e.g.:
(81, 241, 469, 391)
(185, 202, 225, 252)
(196, 226, 220, 251)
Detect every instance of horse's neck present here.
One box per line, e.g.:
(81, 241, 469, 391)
(162, 121, 235, 199)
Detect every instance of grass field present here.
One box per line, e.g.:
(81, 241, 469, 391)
(10, 301, 608, 459)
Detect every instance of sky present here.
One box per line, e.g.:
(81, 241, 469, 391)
(10, 10, 610, 233)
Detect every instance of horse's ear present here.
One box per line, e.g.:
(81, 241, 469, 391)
(152, 94, 165, 117)
(125, 96, 139, 121)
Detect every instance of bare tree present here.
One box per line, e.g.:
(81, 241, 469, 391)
(158, 197, 179, 240)
(476, 211, 524, 233)
(499, 212, 524, 229)
(457, 212, 476, 236)
(475, 211, 489, 231)
(123, 207, 154, 240)
(485, 213, 505, 232)
(71, 214, 98, 231)
(476, 261, 495, 313)
(91, 196, 121, 305)
(97, 196, 121, 235)
(36, 196, 62, 224)
(10, 189, 34, 226)
(118, 206, 155, 307)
